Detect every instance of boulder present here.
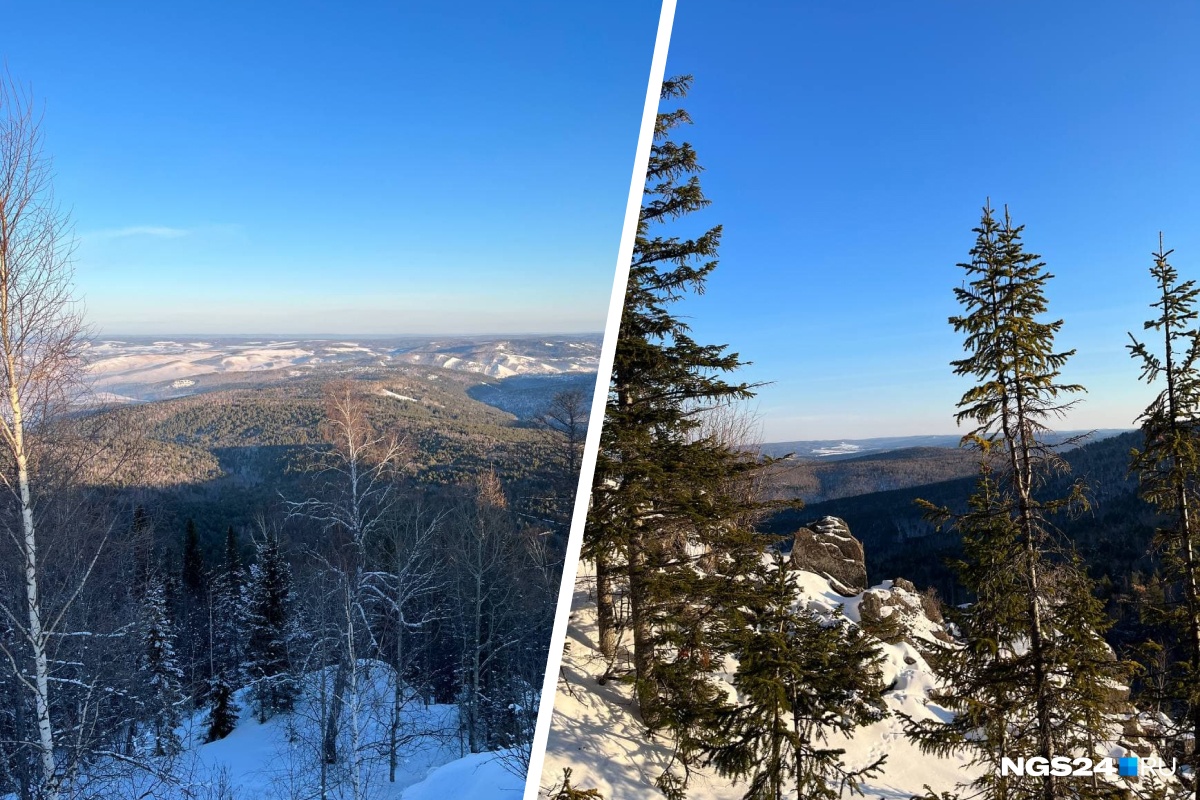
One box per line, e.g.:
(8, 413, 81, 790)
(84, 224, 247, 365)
(787, 516, 867, 596)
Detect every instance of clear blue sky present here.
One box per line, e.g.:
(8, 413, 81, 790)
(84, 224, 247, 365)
(661, 0, 1200, 441)
(3, 2, 659, 336)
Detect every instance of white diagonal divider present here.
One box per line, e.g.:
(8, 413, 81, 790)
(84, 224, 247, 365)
(522, 2, 677, 797)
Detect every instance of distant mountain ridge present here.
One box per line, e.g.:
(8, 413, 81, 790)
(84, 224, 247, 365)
(763, 430, 1159, 607)
(760, 429, 1131, 460)
(82, 334, 601, 403)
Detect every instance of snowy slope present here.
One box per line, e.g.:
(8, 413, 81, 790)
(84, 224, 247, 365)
(401, 751, 524, 799)
(51, 662, 522, 799)
(540, 564, 1154, 799)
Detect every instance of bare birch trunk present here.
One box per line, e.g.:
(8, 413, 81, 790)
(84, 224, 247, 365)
(1, 77, 84, 800)
(11, 394, 57, 796)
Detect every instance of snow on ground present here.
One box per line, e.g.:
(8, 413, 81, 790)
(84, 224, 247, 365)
(399, 751, 523, 799)
(811, 443, 863, 457)
(540, 565, 975, 799)
(76, 390, 140, 406)
(544, 562, 1170, 798)
(61, 661, 519, 800)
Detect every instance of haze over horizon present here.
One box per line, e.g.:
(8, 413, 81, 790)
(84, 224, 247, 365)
(87, 332, 606, 340)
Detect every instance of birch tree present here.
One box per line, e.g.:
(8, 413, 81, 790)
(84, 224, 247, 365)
(450, 471, 521, 754)
(0, 75, 87, 800)
(364, 498, 447, 783)
(287, 380, 407, 769)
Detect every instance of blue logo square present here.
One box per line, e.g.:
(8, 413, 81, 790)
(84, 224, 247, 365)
(1119, 757, 1139, 777)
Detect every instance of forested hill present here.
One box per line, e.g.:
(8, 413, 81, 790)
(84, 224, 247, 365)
(762, 446, 983, 504)
(761, 430, 1161, 605)
(760, 429, 1131, 505)
(83, 366, 582, 555)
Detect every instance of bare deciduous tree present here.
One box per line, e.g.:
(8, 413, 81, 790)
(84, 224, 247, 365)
(449, 472, 523, 754)
(542, 389, 589, 482)
(364, 498, 447, 783)
(0, 75, 87, 800)
(287, 380, 408, 778)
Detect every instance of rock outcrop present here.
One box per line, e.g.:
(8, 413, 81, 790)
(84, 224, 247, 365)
(858, 579, 954, 645)
(787, 516, 867, 596)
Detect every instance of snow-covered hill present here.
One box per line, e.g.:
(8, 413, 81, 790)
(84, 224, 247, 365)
(540, 566, 970, 799)
(81, 335, 601, 402)
(540, 560, 1162, 799)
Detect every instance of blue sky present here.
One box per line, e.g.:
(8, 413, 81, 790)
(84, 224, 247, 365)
(661, 1, 1200, 440)
(2, 2, 659, 335)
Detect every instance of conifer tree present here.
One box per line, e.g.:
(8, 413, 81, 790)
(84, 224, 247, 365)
(179, 518, 210, 701)
(244, 532, 298, 721)
(206, 526, 245, 742)
(1128, 235, 1200, 795)
(181, 519, 206, 598)
(211, 526, 245, 677)
(132, 504, 149, 533)
(584, 75, 773, 797)
(138, 574, 184, 757)
(704, 553, 886, 800)
(204, 673, 239, 743)
(905, 203, 1127, 800)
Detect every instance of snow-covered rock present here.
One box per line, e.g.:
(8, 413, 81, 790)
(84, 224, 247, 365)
(786, 516, 867, 595)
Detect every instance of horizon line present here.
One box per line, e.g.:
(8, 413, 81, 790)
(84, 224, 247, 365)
(760, 428, 1136, 446)
(88, 331, 606, 339)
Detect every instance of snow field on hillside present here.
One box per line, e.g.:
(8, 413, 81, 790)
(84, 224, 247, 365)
(39, 661, 523, 800)
(540, 565, 993, 799)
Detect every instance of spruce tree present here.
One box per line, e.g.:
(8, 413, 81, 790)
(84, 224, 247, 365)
(905, 203, 1127, 800)
(181, 519, 206, 597)
(704, 553, 886, 800)
(206, 526, 245, 741)
(204, 673, 239, 743)
(584, 75, 774, 797)
(179, 518, 210, 702)
(138, 574, 184, 757)
(244, 532, 298, 721)
(1128, 235, 1200, 793)
(211, 526, 245, 678)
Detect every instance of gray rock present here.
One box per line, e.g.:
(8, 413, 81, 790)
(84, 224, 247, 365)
(787, 516, 867, 596)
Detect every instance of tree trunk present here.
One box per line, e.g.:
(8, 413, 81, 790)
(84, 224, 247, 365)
(470, 568, 484, 754)
(324, 659, 348, 764)
(10, 390, 57, 800)
(595, 552, 617, 660)
(1010, 370, 1054, 800)
(389, 613, 404, 782)
(628, 526, 658, 728)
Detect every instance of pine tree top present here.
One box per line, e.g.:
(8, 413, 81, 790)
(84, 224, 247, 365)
(949, 201, 1083, 449)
